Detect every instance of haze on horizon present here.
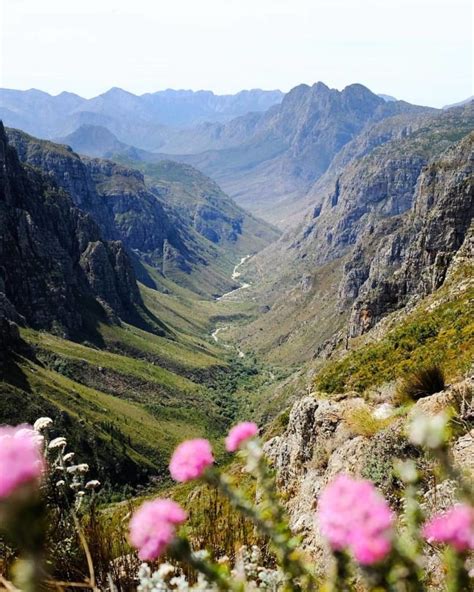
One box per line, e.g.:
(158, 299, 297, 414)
(0, 0, 472, 108)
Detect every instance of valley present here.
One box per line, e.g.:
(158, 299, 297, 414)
(0, 81, 473, 590)
(1, 85, 472, 490)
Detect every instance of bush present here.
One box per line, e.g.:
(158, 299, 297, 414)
(397, 364, 445, 402)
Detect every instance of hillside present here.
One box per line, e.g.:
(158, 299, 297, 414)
(150, 83, 435, 225)
(0, 123, 273, 490)
(6, 128, 279, 298)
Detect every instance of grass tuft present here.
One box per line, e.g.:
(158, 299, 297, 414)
(396, 364, 445, 403)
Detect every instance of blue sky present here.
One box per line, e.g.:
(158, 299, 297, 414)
(1, 0, 472, 107)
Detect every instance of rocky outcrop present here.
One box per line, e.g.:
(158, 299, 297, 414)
(0, 121, 142, 339)
(347, 132, 473, 336)
(265, 380, 474, 568)
(264, 396, 373, 559)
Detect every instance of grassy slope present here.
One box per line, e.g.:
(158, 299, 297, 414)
(314, 266, 474, 395)
(1, 266, 282, 488)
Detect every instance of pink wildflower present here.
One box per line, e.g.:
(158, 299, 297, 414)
(129, 498, 187, 561)
(423, 504, 474, 552)
(0, 425, 45, 499)
(225, 422, 259, 452)
(169, 438, 214, 482)
(317, 474, 394, 565)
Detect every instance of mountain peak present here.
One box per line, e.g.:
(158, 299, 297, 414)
(102, 87, 138, 98)
(342, 83, 381, 99)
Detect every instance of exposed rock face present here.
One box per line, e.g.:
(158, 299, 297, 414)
(236, 105, 473, 363)
(6, 128, 183, 266)
(265, 382, 474, 572)
(264, 396, 371, 559)
(347, 132, 473, 336)
(0, 121, 142, 338)
(175, 83, 432, 224)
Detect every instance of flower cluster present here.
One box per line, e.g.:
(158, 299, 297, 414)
(131, 422, 260, 561)
(317, 474, 395, 565)
(423, 504, 474, 552)
(169, 438, 214, 482)
(130, 499, 187, 560)
(225, 422, 259, 452)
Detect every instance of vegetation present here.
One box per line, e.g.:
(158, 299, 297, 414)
(344, 403, 394, 438)
(396, 364, 446, 403)
(314, 283, 474, 395)
(1, 415, 473, 591)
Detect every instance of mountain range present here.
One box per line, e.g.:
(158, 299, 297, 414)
(0, 79, 472, 492)
(0, 87, 284, 148)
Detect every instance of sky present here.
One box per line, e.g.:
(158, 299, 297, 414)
(0, 0, 472, 107)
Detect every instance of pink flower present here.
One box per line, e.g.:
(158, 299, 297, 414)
(423, 504, 474, 552)
(169, 438, 214, 482)
(0, 425, 45, 499)
(129, 498, 187, 561)
(317, 474, 394, 565)
(225, 422, 259, 452)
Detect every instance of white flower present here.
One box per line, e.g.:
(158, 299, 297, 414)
(77, 491, 85, 497)
(63, 452, 75, 462)
(85, 480, 101, 489)
(157, 563, 175, 577)
(34, 417, 53, 431)
(409, 413, 449, 449)
(49, 437, 67, 449)
(67, 463, 89, 474)
(56, 480, 65, 487)
(395, 459, 418, 484)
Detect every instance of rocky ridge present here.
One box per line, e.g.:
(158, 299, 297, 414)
(0, 121, 142, 342)
(231, 105, 473, 363)
(346, 131, 473, 336)
(6, 128, 278, 297)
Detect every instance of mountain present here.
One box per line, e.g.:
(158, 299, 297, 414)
(0, 87, 284, 149)
(149, 83, 435, 225)
(0, 121, 261, 487)
(0, 121, 143, 340)
(7, 128, 279, 298)
(443, 96, 473, 109)
(55, 124, 130, 157)
(346, 130, 473, 336)
(230, 103, 474, 364)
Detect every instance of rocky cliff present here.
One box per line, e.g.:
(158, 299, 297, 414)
(163, 83, 433, 224)
(0, 121, 142, 341)
(346, 131, 473, 336)
(231, 105, 473, 363)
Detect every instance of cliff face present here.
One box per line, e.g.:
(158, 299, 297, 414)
(346, 132, 473, 336)
(162, 83, 433, 225)
(232, 105, 473, 363)
(6, 128, 183, 267)
(0, 122, 142, 339)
